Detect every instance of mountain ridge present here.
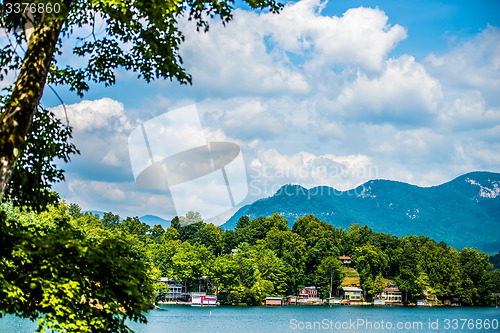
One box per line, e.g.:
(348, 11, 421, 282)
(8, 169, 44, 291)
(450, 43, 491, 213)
(221, 171, 500, 253)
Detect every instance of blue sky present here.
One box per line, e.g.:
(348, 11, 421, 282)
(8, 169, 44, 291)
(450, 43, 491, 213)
(25, 0, 500, 223)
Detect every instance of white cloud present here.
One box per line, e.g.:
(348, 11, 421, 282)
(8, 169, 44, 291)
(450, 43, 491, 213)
(50, 98, 134, 183)
(424, 25, 500, 104)
(249, 148, 377, 193)
(50, 98, 130, 132)
(180, 11, 309, 96)
(331, 55, 443, 124)
(262, 1, 407, 72)
(441, 91, 500, 130)
(178, 0, 407, 96)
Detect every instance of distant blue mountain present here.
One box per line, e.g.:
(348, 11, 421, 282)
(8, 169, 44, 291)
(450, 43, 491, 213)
(139, 215, 170, 229)
(221, 171, 500, 253)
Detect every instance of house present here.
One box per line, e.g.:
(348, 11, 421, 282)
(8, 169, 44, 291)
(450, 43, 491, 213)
(190, 292, 217, 306)
(265, 297, 284, 306)
(298, 286, 322, 304)
(338, 256, 352, 266)
(341, 287, 363, 301)
(382, 287, 402, 303)
(286, 295, 298, 304)
(299, 286, 318, 300)
(159, 277, 186, 301)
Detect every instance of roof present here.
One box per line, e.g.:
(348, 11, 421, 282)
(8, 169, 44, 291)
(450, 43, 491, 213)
(342, 287, 363, 292)
(338, 256, 351, 260)
(384, 287, 401, 292)
(265, 297, 284, 300)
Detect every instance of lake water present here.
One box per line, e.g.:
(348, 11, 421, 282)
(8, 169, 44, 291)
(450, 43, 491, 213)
(1, 306, 499, 333)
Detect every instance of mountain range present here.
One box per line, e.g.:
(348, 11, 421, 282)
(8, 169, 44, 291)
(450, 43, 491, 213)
(221, 171, 500, 253)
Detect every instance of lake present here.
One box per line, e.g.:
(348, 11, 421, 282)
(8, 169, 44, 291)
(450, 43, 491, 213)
(1, 306, 499, 332)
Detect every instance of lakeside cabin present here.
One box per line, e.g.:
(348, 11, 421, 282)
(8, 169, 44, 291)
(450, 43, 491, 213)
(298, 286, 322, 304)
(159, 277, 187, 302)
(373, 287, 403, 305)
(341, 287, 363, 301)
(382, 287, 402, 304)
(190, 292, 217, 306)
(286, 295, 298, 305)
(265, 297, 284, 306)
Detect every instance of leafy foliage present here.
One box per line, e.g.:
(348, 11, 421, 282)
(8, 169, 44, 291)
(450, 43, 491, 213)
(0, 204, 153, 332)
(149, 212, 499, 306)
(1, 105, 79, 212)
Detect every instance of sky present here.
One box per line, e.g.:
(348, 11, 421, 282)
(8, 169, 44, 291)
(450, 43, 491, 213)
(11, 0, 500, 223)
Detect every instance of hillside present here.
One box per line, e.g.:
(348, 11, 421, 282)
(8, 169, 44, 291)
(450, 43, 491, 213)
(221, 171, 500, 252)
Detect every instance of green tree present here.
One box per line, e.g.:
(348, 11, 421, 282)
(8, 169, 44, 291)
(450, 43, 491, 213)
(170, 216, 181, 230)
(352, 244, 388, 285)
(457, 248, 492, 305)
(314, 256, 344, 299)
(212, 254, 239, 292)
(149, 224, 166, 243)
(418, 240, 461, 299)
(0, 206, 153, 332)
(193, 223, 225, 256)
(342, 223, 372, 256)
(395, 236, 423, 302)
(171, 241, 214, 291)
(260, 227, 307, 292)
(101, 211, 120, 230)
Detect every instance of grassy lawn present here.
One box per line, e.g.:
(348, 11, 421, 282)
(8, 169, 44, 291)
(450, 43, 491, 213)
(340, 267, 395, 288)
(341, 267, 360, 286)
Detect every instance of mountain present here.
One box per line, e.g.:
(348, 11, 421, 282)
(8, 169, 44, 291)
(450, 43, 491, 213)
(138, 215, 170, 229)
(222, 171, 500, 253)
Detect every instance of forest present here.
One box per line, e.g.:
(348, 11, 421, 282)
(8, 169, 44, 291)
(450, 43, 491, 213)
(3, 202, 499, 314)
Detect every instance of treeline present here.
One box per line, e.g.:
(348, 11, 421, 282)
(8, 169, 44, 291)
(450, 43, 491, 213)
(4, 202, 498, 309)
(66, 206, 500, 306)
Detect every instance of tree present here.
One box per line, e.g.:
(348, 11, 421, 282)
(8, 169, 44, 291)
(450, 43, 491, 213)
(457, 248, 492, 305)
(314, 256, 344, 299)
(0, 206, 153, 333)
(149, 224, 165, 243)
(171, 241, 214, 291)
(351, 244, 388, 285)
(193, 223, 225, 256)
(395, 236, 423, 301)
(0, 104, 78, 211)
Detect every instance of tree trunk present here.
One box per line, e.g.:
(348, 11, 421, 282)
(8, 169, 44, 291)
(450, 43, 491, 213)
(0, 17, 63, 199)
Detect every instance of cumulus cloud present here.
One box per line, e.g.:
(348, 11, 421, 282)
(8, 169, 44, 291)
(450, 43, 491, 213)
(50, 98, 134, 183)
(249, 148, 377, 194)
(51, 98, 131, 132)
(178, 0, 406, 97)
(330, 55, 443, 125)
(262, 0, 407, 72)
(424, 25, 500, 103)
(440, 91, 500, 130)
